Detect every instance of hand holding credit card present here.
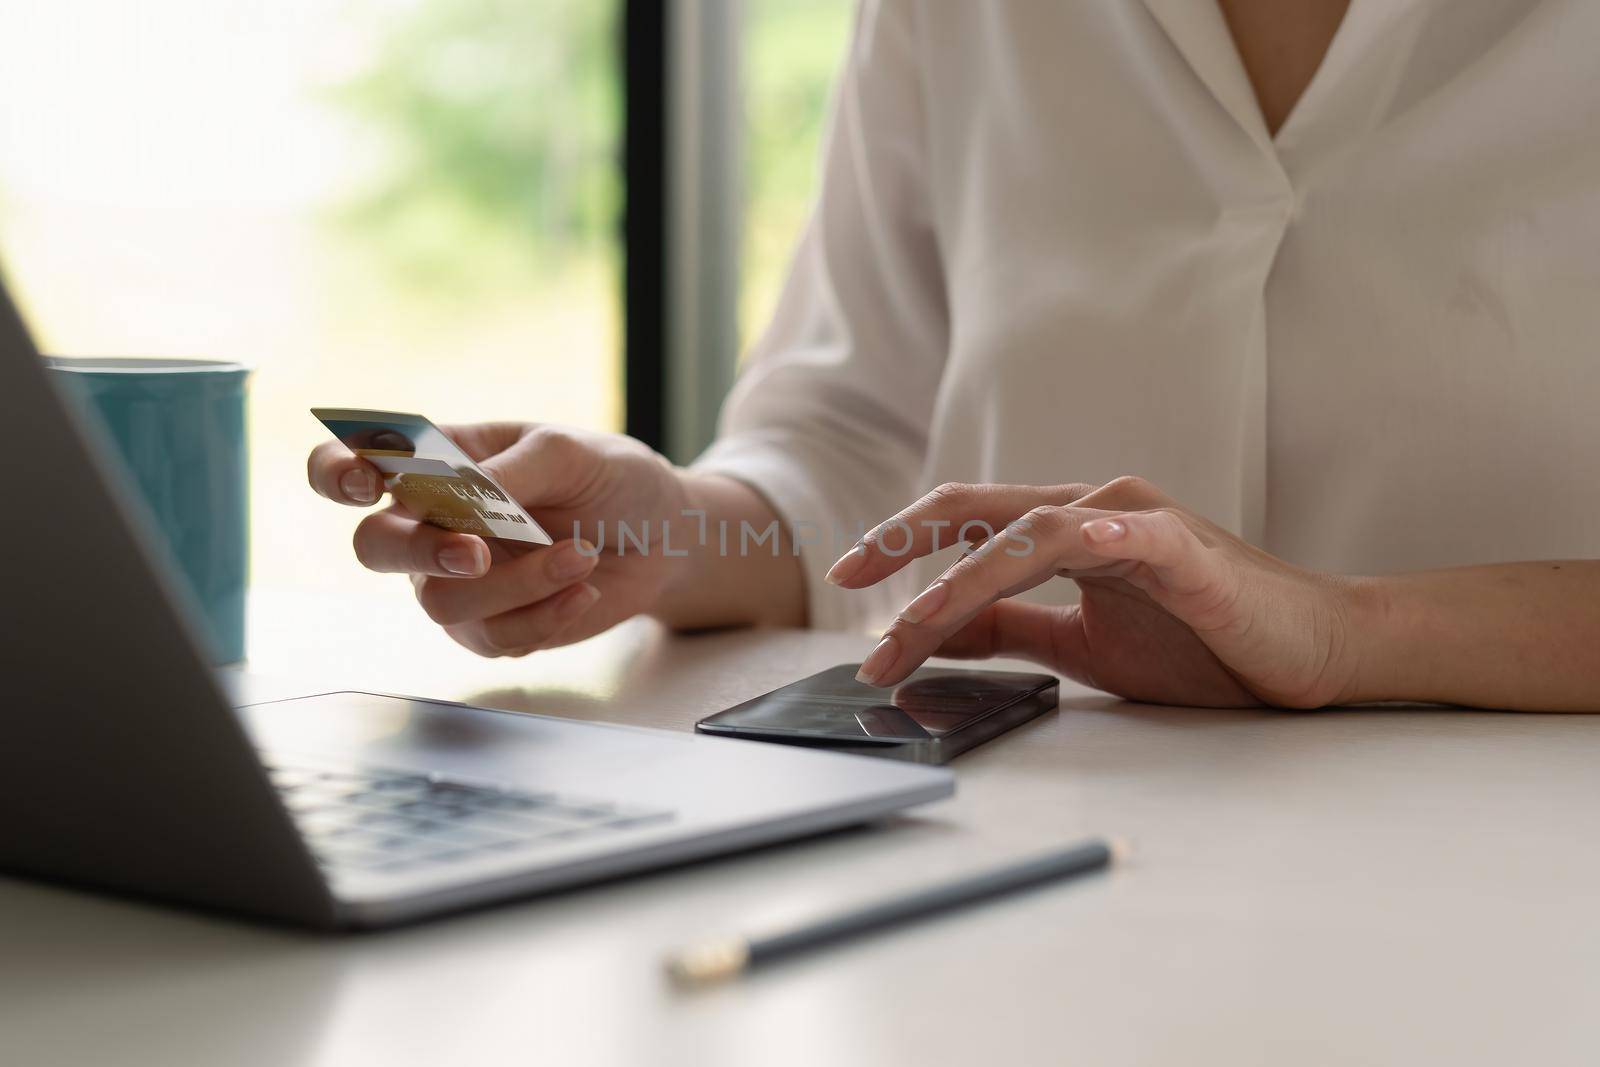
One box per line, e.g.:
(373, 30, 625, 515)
(307, 412, 701, 660)
(312, 408, 553, 544)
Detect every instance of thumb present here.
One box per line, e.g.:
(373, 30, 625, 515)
(934, 600, 1093, 687)
(1079, 510, 1235, 629)
(474, 426, 601, 508)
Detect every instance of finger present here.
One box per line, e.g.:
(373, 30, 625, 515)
(352, 506, 491, 578)
(825, 483, 1096, 590)
(465, 424, 599, 506)
(436, 422, 537, 463)
(1072, 474, 1178, 511)
(858, 504, 1121, 686)
(932, 600, 1095, 686)
(1079, 510, 1232, 623)
(412, 539, 598, 626)
(469, 582, 602, 657)
(307, 439, 384, 506)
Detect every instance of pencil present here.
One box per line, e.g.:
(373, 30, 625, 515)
(665, 837, 1125, 986)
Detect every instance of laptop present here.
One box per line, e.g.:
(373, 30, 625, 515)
(0, 273, 954, 930)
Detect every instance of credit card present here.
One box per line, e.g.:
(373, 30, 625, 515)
(312, 408, 552, 544)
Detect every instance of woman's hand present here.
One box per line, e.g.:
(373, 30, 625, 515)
(309, 423, 806, 656)
(827, 476, 1374, 708)
(308, 423, 692, 658)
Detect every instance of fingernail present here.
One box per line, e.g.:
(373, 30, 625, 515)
(825, 545, 867, 586)
(438, 543, 486, 576)
(855, 634, 899, 686)
(897, 581, 948, 625)
(340, 469, 378, 504)
(561, 584, 601, 617)
(547, 541, 597, 582)
(1084, 519, 1127, 543)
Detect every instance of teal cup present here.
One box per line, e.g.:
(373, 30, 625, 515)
(46, 358, 252, 665)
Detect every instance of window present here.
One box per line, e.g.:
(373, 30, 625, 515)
(740, 0, 853, 352)
(649, 0, 853, 461)
(0, 0, 621, 594)
(0, 0, 853, 604)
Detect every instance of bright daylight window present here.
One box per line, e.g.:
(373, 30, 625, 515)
(0, 0, 621, 596)
(740, 0, 852, 352)
(0, 0, 850, 601)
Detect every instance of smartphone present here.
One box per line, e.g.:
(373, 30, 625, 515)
(695, 664, 1058, 764)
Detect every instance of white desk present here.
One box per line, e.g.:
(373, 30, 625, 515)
(4, 586, 1599, 1066)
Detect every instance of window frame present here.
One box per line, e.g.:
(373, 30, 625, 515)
(623, 0, 742, 463)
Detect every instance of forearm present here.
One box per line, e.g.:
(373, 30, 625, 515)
(649, 472, 808, 631)
(1349, 562, 1600, 711)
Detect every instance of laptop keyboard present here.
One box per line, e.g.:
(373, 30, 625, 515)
(264, 762, 675, 875)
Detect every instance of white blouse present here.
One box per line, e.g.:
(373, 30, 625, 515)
(694, 0, 1600, 631)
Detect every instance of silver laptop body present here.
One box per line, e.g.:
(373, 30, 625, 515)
(0, 271, 953, 930)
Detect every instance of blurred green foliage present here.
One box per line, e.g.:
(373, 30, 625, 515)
(740, 0, 851, 344)
(332, 0, 620, 295)
(743, 0, 850, 236)
(331, 0, 851, 328)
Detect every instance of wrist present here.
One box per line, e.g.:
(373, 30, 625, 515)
(649, 466, 711, 608)
(1338, 574, 1414, 704)
(648, 470, 806, 630)
(671, 469, 738, 574)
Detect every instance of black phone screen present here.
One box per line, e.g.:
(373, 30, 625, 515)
(698, 665, 1055, 743)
